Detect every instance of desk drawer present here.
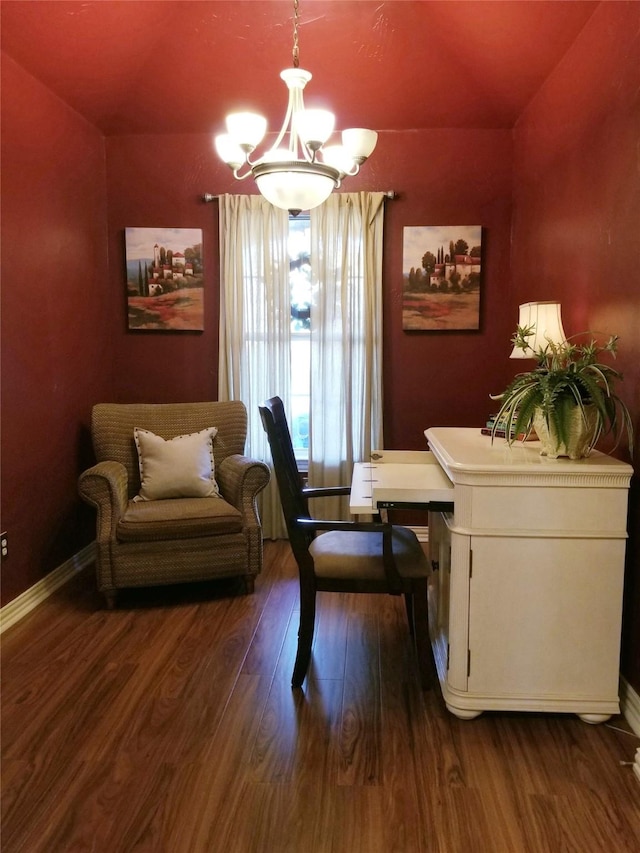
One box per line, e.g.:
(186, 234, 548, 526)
(350, 453, 454, 514)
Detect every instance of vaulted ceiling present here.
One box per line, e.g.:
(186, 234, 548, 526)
(1, 0, 599, 136)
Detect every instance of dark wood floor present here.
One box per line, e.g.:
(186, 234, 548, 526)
(2, 541, 640, 853)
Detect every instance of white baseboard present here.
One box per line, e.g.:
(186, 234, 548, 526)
(0, 542, 95, 634)
(619, 677, 640, 785)
(620, 676, 640, 737)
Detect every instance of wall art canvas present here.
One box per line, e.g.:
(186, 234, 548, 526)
(402, 226, 482, 330)
(125, 227, 204, 330)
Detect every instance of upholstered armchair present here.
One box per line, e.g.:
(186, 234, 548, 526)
(78, 401, 270, 608)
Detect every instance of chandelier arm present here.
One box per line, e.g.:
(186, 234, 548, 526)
(244, 152, 261, 168)
(230, 165, 256, 181)
(271, 95, 295, 152)
(341, 162, 361, 177)
(291, 87, 314, 162)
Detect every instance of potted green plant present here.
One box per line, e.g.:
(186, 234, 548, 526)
(492, 325, 634, 459)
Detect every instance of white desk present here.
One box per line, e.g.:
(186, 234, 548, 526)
(350, 430, 633, 723)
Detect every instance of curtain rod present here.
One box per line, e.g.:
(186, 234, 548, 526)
(202, 191, 398, 203)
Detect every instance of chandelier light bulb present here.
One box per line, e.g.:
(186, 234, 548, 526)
(260, 148, 297, 165)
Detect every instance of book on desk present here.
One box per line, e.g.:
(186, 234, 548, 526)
(481, 414, 537, 442)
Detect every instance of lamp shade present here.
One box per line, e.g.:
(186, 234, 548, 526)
(510, 301, 567, 358)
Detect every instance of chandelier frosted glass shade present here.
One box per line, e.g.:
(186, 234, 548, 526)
(295, 108, 335, 150)
(342, 128, 378, 162)
(226, 112, 268, 151)
(215, 66, 377, 212)
(214, 134, 245, 170)
(510, 301, 567, 358)
(254, 160, 339, 212)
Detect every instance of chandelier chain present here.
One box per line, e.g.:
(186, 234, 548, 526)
(292, 0, 299, 68)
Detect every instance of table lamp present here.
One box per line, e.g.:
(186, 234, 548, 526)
(510, 301, 567, 358)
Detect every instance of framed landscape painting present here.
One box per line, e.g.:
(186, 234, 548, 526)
(125, 227, 204, 330)
(402, 226, 482, 331)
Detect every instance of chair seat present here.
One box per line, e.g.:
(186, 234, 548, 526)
(309, 526, 428, 581)
(117, 496, 244, 542)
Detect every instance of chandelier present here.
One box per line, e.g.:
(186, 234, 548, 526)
(214, 0, 377, 215)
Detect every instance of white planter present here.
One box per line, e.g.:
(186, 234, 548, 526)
(533, 405, 597, 459)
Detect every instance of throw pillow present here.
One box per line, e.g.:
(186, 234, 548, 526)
(133, 426, 220, 501)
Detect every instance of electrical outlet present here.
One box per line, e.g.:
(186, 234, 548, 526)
(1, 531, 7, 560)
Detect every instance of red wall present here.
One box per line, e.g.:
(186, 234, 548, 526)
(105, 135, 224, 403)
(0, 54, 113, 604)
(106, 129, 514, 444)
(376, 130, 513, 448)
(511, 2, 640, 690)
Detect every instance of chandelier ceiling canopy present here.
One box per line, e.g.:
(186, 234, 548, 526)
(214, 0, 377, 215)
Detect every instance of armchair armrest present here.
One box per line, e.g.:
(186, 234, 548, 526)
(78, 460, 129, 542)
(217, 454, 270, 522)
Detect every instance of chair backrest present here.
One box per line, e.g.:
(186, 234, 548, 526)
(92, 401, 247, 499)
(259, 397, 314, 558)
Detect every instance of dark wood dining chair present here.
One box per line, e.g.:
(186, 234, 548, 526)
(259, 396, 433, 689)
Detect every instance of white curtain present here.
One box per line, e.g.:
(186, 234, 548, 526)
(218, 194, 290, 538)
(308, 191, 386, 519)
(218, 191, 385, 537)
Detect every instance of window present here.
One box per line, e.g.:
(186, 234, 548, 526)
(218, 191, 384, 536)
(289, 214, 311, 461)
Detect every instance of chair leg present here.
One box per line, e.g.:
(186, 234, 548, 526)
(103, 590, 117, 610)
(411, 582, 432, 690)
(292, 580, 316, 688)
(242, 574, 255, 595)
